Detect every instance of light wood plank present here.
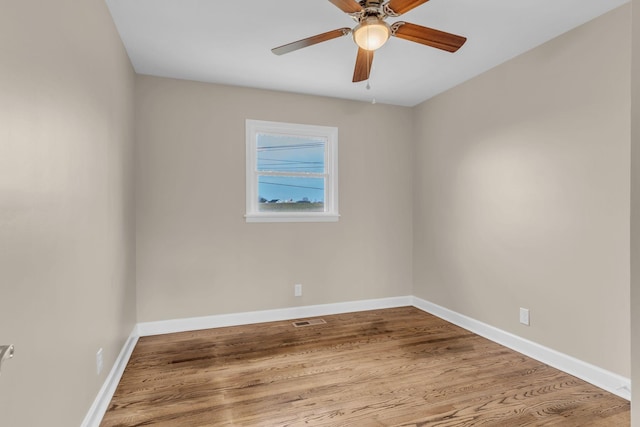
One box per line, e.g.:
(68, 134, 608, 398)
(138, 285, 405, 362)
(101, 307, 629, 426)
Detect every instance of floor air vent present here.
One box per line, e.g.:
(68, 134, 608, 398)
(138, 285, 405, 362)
(292, 319, 326, 327)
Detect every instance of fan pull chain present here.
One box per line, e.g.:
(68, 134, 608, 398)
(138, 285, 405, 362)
(365, 49, 375, 104)
(367, 81, 376, 104)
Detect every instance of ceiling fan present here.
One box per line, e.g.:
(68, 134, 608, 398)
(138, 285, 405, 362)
(271, 0, 467, 83)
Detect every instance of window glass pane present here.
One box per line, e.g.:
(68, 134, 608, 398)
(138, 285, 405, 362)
(257, 133, 325, 173)
(258, 176, 324, 212)
(246, 119, 338, 222)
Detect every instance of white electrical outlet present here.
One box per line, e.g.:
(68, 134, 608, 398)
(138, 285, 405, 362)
(294, 284, 302, 297)
(519, 308, 530, 326)
(96, 348, 104, 375)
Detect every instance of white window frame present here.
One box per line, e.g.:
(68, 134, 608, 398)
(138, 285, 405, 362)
(245, 119, 339, 223)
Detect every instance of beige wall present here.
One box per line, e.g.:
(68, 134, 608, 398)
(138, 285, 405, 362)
(413, 5, 631, 377)
(0, 1, 136, 426)
(631, 0, 639, 423)
(135, 76, 414, 322)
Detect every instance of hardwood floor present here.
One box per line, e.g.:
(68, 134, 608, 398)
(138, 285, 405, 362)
(101, 307, 629, 426)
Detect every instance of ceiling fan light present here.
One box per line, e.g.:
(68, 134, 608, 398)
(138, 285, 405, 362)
(353, 18, 390, 51)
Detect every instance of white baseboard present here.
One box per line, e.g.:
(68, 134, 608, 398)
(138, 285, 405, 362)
(81, 327, 139, 427)
(86, 294, 630, 426)
(411, 296, 631, 401)
(137, 296, 413, 336)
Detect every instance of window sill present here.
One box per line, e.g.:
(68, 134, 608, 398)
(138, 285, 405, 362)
(245, 213, 340, 223)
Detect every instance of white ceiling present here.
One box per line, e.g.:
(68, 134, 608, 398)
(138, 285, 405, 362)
(106, 0, 629, 107)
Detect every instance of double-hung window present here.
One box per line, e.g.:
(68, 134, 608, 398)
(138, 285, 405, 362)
(245, 119, 339, 222)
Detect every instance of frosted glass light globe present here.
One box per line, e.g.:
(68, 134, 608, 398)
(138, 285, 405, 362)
(353, 18, 390, 51)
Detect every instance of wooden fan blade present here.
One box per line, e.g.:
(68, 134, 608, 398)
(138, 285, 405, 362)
(328, 0, 363, 14)
(353, 48, 374, 82)
(272, 28, 351, 55)
(393, 22, 466, 52)
(386, 0, 430, 15)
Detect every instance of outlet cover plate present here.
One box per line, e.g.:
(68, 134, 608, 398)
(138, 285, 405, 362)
(294, 284, 302, 297)
(519, 308, 530, 326)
